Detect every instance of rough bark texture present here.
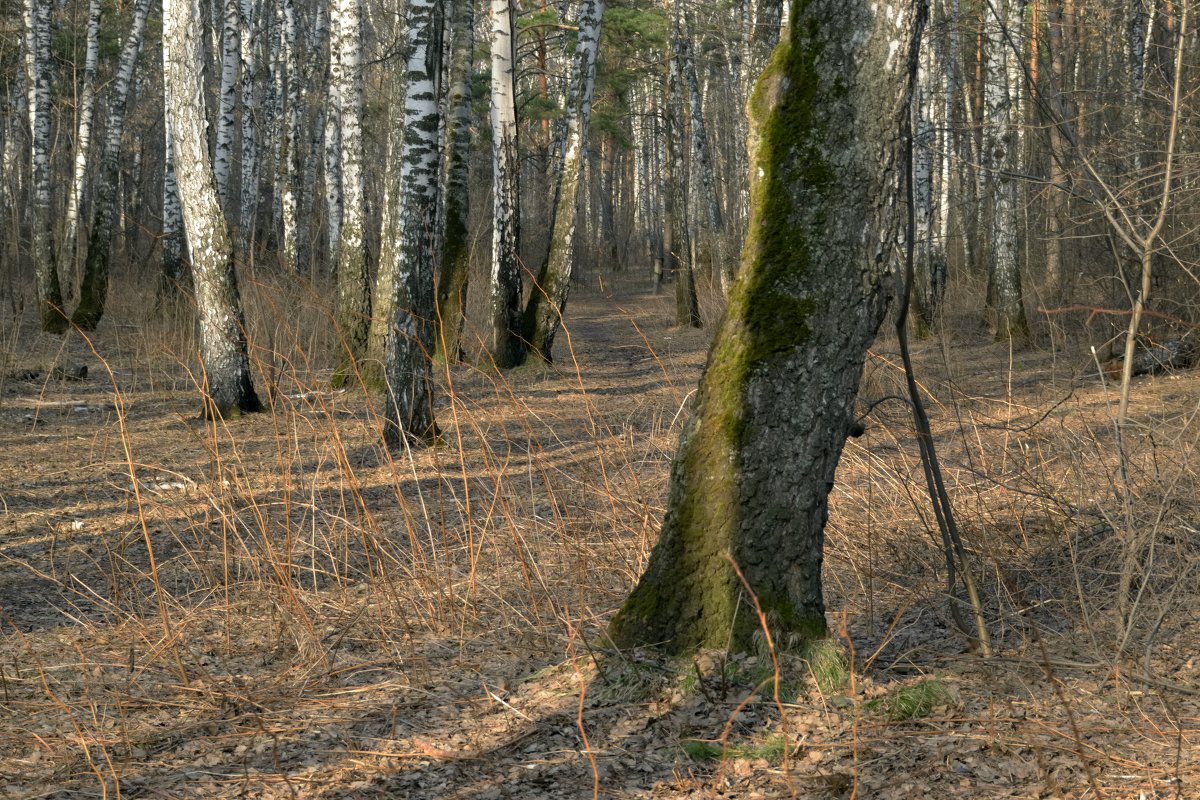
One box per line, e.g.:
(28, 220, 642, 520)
(63, 0, 101, 282)
(435, 0, 474, 364)
(25, 0, 66, 333)
(666, 3, 701, 329)
(379, 0, 443, 448)
(73, 0, 152, 330)
(983, 0, 1028, 340)
(522, 0, 604, 363)
(488, 0, 524, 369)
(165, 0, 261, 417)
(607, 0, 915, 655)
(331, 0, 371, 380)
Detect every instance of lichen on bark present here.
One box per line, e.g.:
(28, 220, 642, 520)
(607, 0, 913, 656)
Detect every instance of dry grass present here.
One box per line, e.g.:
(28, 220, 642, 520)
(0, 270, 1197, 798)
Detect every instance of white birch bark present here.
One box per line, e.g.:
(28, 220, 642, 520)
(73, 0, 152, 328)
(331, 0, 371, 369)
(983, 0, 1028, 338)
(162, 112, 188, 292)
(524, 0, 604, 362)
(64, 0, 102, 280)
(215, 0, 240, 212)
(25, 0, 65, 332)
(279, 0, 302, 270)
(165, 0, 262, 415)
(238, 0, 259, 252)
(379, 0, 443, 447)
(488, 0, 523, 367)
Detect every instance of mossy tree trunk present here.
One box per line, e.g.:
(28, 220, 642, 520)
(435, 0, 475, 364)
(607, 0, 918, 655)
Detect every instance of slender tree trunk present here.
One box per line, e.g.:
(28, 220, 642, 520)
(488, 0, 524, 368)
(63, 0, 101, 288)
(238, 0, 259, 255)
(912, 8, 948, 334)
(215, 0, 240, 214)
(379, 0, 443, 447)
(435, 0, 474, 363)
(165, 0, 261, 416)
(522, 0, 604, 362)
(331, 0, 371, 380)
(608, 0, 920, 655)
(73, 0, 153, 329)
(983, 0, 1028, 339)
(668, 1, 701, 328)
(25, 0, 66, 333)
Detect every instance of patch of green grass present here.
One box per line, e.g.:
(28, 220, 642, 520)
(680, 734, 786, 762)
(867, 679, 957, 721)
(802, 639, 849, 694)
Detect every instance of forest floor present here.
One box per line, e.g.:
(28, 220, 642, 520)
(1, 274, 1198, 799)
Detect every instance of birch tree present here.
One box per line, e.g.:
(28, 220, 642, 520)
(522, 0, 605, 363)
(73, 0, 153, 329)
(666, 1, 700, 328)
(165, 0, 262, 416)
(332, 0, 371, 375)
(379, 0, 443, 447)
(215, 0, 240, 213)
(25, 0, 65, 333)
(608, 0, 920, 654)
(488, 0, 524, 368)
(983, 0, 1028, 339)
(63, 0, 102, 282)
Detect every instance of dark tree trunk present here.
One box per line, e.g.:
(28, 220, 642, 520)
(607, 0, 920, 655)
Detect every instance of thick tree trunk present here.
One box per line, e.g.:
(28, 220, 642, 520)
(488, 0, 524, 368)
(522, 0, 604, 363)
(608, 0, 918, 655)
(435, 0, 474, 364)
(25, 0, 66, 333)
(73, 0, 153, 330)
(378, 0, 443, 448)
(165, 0, 261, 416)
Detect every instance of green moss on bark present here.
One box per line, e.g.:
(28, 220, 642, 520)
(608, 3, 838, 655)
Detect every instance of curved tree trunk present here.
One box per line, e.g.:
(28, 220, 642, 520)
(608, 0, 919, 655)
(522, 0, 604, 363)
(165, 0, 261, 417)
(73, 0, 153, 330)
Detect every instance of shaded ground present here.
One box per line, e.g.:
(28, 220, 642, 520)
(1, 276, 1197, 798)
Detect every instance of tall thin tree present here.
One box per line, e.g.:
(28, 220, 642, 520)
(164, 0, 262, 416)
